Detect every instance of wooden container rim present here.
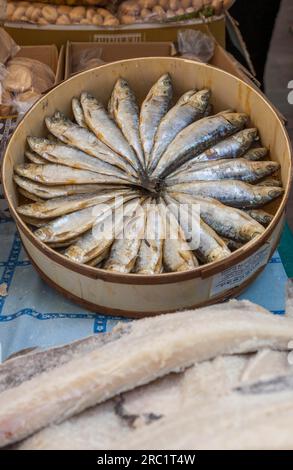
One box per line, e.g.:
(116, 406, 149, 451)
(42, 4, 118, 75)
(2, 57, 292, 286)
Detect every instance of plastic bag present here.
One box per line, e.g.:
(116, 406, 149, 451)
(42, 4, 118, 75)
(0, 27, 20, 65)
(178, 29, 215, 63)
(118, 0, 234, 25)
(71, 46, 105, 75)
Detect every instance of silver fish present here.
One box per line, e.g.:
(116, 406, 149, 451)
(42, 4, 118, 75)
(148, 89, 211, 173)
(27, 137, 130, 179)
(170, 129, 258, 176)
(80, 92, 143, 173)
(45, 112, 137, 179)
(257, 178, 282, 187)
(18, 187, 44, 203)
(167, 159, 280, 185)
(15, 163, 130, 186)
(110, 78, 145, 169)
(17, 192, 123, 219)
(169, 180, 284, 208)
(245, 209, 274, 227)
(135, 202, 164, 275)
(35, 191, 133, 243)
(222, 238, 243, 252)
(167, 192, 266, 242)
(14, 175, 122, 200)
(104, 204, 146, 273)
(165, 196, 231, 263)
(243, 147, 268, 161)
(159, 202, 198, 272)
(72, 97, 86, 128)
(86, 248, 111, 267)
(65, 197, 140, 264)
(25, 150, 45, 165)
(140, 74, 173, 167)
(152, 113, 248, 178)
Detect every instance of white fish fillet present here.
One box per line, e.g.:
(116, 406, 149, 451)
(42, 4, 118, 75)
(1, 300, 293, 447)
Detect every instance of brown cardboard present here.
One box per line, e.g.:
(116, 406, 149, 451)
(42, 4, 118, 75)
(15, 44, 63, 85)
(65, 41, 176, 79)
(4, 16, 226, 49)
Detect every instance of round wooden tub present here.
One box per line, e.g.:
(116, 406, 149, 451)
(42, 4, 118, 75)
(2, 58, 292, 317)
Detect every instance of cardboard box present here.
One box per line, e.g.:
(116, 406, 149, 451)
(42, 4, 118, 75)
(4, 15, 225, 49)
(65, 41, 176, 79)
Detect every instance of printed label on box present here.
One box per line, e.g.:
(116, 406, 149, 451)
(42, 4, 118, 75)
(211, 243, 272, 296)
(93, 34, 143, 44)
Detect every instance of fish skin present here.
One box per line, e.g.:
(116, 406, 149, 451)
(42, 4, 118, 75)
(80, 92, 143, 173)
(159, 202, 198, 272)
(168, 192, 265, 242)
(170, 129, 258, 176)
(169, 180, 284, 209)
(148, 89, 211, 173)
(45, 112, 137, 179)
(34, 191, 133, 243)
(27, 137, 130, 179)
(14, 174, 123, 200)
(166, 159, 280, 185)
(17, 193, 123, 219)
(152, 113, 248, 178)
(135, 203, 164, 275)
(64, 197, 140, 264)
(18, 187, 44, 202)
(72, 97, 86, 128)
(25, 150, 46, 165)
(15, 163, 131, 186)
(104, 203, 146, 273)
(222, 237, 243, 252)
(245, 209, 274, 227)
(257, 178, 282, 187)
(1, 299, 293, 447)
(243, 147, 268, 161)
(165, 195, 231, 263)
(140, 74, 173, 167)
(110, 78, 145, 170)
(86, 248, 111, 267)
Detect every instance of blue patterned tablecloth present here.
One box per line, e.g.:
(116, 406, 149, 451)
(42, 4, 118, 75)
(0, 189, 288, 361)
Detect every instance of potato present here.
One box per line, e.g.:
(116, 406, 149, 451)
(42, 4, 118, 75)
(92, 14, 103, 25)
(192, 0, 203, 10)
(120, 15, 136, 24)
(31, 7, 41, 22)
(25, 5, 35, 19)
(96, 8, 112, 18)
(80, 18, 90, 25)
(57, 5, 71, 15)
(69, 6, 86, 22)
(166, 8, 175, 17)
(6, 3, 15, 18)
(169, 0, 179, 10)
(180, 0, 191, 7)
(153, 5, 166, 18)
(42, 6, 58, 23)
(185, 6, 195, 13)
(11, 6, 26, 21)
(158, 0, 169, 9)
(139, 0, 156, 9)
(119, 1, 141, 17)
(38, 17, 49, 25)
(223, 0, 233, 8)
(103, 17, 119, 26)
(86, 8, 96, 21)
(56, 14, 71, 25)
(176, 8, 185, 15)
(212, 0, 223, 14)
(141, 8, 152, 18)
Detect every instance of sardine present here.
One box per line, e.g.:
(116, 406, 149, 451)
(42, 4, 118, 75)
(257, 178, 282, 187)
(1, 299, 293, 447)
(135, 203, 164, 275)
(167, 192, 265, 242)
(159, 202, 198, 272)
(104, 203, 146, 273)
(86, 248, 110, 267)
(245, 209, 274, 227)
(25, 150, 45, 165)
(15, 164, 130, 186)
(243, 147, 268, 161)
(165, 195, 231, 263)
(34, 191, 132, 243)
(80, 92, 143, 173)
(110, 78, 145, 169)
(27, 137, 131, 179)
(167, 159, 280, 184)
(169, 180, 284, 208)
(17, 192, 124, 219)
(222, 238, 243, 252)
(170, 129, 258, 176)
(148, 89, 211, 172)
(18, 187, 44, 203)
(14, 175, 121, 200)
(45, 112, 137, 179)
(152, 113, 248, 178)
(72, 97, 86, 128)
(140, 74, 173, 167)
(64, 197, 140, 264)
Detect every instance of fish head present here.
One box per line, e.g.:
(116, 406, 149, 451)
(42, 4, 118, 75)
(176, 89, 197, 105)
(191, 89, 211, 112)
(254, 161, 280, 178)
(115, 78, 131, 98)
(155, 73, 173, 98)
(236, 128, 258, 144)
(224, 112, 248, 130)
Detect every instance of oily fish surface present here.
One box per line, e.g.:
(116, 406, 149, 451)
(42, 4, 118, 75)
(14, 74, 283, 274)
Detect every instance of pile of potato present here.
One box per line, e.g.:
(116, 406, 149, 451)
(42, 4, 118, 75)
(6, 2, 119, 25)
(5, 0, 233, 26)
